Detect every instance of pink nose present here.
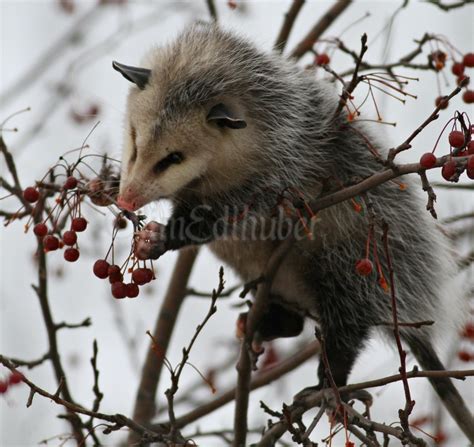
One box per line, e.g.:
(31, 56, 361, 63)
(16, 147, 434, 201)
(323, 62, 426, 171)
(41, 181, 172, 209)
(117, 196, 139, 212)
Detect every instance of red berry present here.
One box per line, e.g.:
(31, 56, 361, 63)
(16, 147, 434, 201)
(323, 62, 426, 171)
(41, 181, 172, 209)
(93, 259, 110, 279)
(126, 283, 139, 298)
(435, 96, 449, 109)
(463, 52, 474, 67)
(9, 371, 24, 385)
(33, 223, 48, 237)
(355, 258, 373, 276)
(462, 322, 474, 340)
(451, 62, 464, 76)
(467, 156, 474, 180)
(441, 160, 457, 181)
(132, 268, 148, 285)
(468, 141, 474, 155)
(71, 217, 87, 232)
(449, 130, 465, 148)
(143, 268, 154, 283)
(43, 235, 59, 251)
(0, 381, 8, 394)
(111, 282, 127, 299)
(458, 350, 472, 362)
(420, 152, 436, 169)
(62, 230, 77, 246)
(23, 187, 39, 203)
(64, 248, 80, 262)
(315, 53, 330, 65)
(108, 265, 123, 284)
(64, 176, 78, 190)
(463, 90, 474, 104)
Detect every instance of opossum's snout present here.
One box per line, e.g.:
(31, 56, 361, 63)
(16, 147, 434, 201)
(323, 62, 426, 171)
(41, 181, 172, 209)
(117, 186, 147, 212)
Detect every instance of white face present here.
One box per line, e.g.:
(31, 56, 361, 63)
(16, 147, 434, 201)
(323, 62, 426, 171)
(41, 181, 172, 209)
(117, 98, 253, 212)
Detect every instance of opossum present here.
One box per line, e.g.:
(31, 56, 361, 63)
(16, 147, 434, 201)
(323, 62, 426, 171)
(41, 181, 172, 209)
(113, 24, 474, 441)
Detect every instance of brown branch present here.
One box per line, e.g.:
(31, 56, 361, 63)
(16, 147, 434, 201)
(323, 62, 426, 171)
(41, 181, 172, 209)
(274, 0, 306, 53)
(151, 341, 320, 431)
(387, 78, 469, 163)
(289, 0, 352, 60)
(333, 33, 368, 118)
(205, 0, 218, 20)
(431, 182, 474, 190)
(129, 247, 199, 445)
(442, 211, 474, 224)
(257, 368, 474, 445)
(419, 171, 437, 219)
(233, 237, 295, 447)
(165, 268, 223, 443)
(425, 0, 471, 11)
(0, 355, 164, 442)
(382, 224, 421, 444)
(8, 352, 51, 369)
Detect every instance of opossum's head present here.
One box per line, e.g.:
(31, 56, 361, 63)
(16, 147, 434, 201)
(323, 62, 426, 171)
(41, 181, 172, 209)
(113, 27, 264, 212)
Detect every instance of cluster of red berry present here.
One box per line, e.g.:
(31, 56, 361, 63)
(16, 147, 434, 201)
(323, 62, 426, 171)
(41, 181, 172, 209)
(0, 370, 24, 395)
(458, 322, 474, 363)
(419, 113, 474, 182)
(24, 175, 87, 262)
(93, 259, 154, 299)
(435, 52, 474, 107)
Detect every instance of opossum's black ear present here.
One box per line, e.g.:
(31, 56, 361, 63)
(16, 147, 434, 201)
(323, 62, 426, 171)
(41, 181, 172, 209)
(112, 61, 151, 90)
(207, 103, 247, 129)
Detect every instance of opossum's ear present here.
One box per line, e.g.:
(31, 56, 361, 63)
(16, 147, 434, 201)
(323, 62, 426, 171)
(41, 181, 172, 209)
(207, 103, 247, 129)
(112, 61, 151, 90)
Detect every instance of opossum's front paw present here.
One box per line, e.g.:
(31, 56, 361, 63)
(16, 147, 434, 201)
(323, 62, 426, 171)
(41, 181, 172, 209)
(134, 221, 167, 260)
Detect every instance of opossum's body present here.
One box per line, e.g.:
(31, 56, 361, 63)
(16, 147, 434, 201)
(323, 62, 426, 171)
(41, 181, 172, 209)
(114, 25, 474, 441)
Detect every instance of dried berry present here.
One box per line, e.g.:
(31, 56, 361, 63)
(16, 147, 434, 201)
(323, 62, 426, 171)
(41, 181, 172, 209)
(441, 160, 457, 181)
(449, 130, 465, 148)
(43, 235, 59, 251)
(126, 283, 139, 298)
(315, 53, 330, 65)
(71, 217, 87, 232)
(420, 152, 436, 169)
(111, 282, 127, 299)
(33, 223, 48, 238)
(64, 176, 78, 190)
(463, 52, 474, 68)
(64, 248, 80, 262)
(355, 258, 373, 276)
(93, 259, 110, 279)
(451, 62, 464, 76)
(23, 187, 39, 203)
(62, 230, 77, 246)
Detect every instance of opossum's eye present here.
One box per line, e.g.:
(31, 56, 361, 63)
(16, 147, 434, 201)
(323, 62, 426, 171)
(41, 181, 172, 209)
(153, 152, 184, 174)
(130, 126, 137, 164)
(207, 103, 247, 129)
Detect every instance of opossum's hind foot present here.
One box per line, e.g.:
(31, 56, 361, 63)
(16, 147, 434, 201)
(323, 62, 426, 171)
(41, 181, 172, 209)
(292, 386, 373, 410)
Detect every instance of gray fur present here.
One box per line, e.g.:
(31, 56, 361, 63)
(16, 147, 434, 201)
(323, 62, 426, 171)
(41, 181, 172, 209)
(118, 24, 473, 441)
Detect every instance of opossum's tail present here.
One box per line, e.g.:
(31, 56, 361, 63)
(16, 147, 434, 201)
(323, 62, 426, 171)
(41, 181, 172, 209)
(407, 336, 474, 443)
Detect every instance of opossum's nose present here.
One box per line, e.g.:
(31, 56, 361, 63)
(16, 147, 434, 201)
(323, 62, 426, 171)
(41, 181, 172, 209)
(117, 196, 139, 211)
(117, 187, 143, 211)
